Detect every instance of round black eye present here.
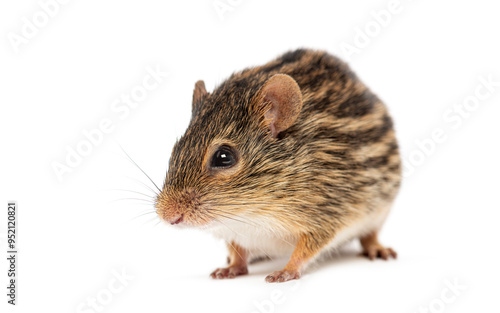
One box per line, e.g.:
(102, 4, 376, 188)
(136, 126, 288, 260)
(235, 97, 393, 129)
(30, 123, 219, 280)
(211, 146, 236, 168)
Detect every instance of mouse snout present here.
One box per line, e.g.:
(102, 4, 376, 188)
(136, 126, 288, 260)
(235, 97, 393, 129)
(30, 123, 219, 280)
(156, 202, 184, 225)
(168, 212, 185, 225)
(156, 188, 208, 226)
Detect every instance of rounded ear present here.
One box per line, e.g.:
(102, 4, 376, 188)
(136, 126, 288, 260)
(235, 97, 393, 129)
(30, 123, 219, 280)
(192, 80, 208, 113)
(258, 74, 303, 138)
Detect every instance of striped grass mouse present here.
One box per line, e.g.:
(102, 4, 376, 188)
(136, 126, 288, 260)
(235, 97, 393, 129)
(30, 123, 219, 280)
(155, 49, 401, 283)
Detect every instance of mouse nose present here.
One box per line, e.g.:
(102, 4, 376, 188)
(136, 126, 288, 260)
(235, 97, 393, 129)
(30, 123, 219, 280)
(170, 213, 184, 225)
(156, 203, 185, 225)
(155, 190, 201, 226)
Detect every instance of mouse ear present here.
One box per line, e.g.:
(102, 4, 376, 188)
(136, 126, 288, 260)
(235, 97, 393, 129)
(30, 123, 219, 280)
(257, 74, 303, 138)
(192, 80, 208, 113)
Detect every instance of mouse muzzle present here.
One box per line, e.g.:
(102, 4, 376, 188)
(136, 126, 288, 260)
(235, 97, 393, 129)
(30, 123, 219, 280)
(155, 188, 208, 226)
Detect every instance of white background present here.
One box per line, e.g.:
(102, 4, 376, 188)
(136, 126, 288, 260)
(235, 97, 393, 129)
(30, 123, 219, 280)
(1, 0, 499, 312)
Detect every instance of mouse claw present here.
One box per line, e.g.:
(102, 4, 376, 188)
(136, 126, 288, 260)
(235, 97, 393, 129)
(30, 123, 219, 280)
(210, 266, 248, 279)
(265, 270, 301, 283)
(361, 245, 397, 261)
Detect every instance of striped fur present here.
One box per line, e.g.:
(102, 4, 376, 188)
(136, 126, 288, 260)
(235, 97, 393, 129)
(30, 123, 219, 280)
(156, 49, 401, 279)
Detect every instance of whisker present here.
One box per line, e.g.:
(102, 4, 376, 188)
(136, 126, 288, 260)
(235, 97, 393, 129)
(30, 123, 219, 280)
(108, 189, 155, 200)
(119, 144, 161, 193)
(208, 203, 303, 222)
(207, 200, 291, 207)
(205, 209, 258, 227)
(130, 210, 157, 222)
(227, 241, 244, 264)
(110, 198, 156, 204)
(206, 210, 252, 226)
(141, 215, 160, 226)
(196, 211, 214, 226)
(126, 176, 159, 197)
(153, 220, 162, 228)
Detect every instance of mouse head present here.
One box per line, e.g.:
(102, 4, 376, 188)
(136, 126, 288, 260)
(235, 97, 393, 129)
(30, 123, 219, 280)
(155, 74, 303, 227)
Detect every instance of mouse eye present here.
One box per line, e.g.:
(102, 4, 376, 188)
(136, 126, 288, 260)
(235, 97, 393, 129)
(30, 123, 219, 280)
(211, 146, 237, 169)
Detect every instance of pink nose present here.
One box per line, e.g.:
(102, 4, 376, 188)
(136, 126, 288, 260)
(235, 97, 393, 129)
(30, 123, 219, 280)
(156, 204, 185, 225)
(170, 213, 184, 225)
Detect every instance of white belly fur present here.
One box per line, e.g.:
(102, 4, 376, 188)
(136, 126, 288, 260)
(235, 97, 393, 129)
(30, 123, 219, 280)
(207, 204, 391, 261)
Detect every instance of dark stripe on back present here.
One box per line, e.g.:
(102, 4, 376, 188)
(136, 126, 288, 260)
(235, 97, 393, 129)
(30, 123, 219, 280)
(261, 49, 308, 73)
(312, 115, 393, 147)
(363, 142, 399, 168)
(335, 90, 376, 118)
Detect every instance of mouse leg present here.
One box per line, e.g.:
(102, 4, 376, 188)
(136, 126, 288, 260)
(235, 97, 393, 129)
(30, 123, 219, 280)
(210, 241, 248, 279)
(265, 233, 330, 283)
(359, 231, 397, 260)
(226, 255, 269, 265)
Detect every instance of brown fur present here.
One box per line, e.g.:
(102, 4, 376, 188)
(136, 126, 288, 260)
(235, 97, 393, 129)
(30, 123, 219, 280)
(156, 49, 401, 282)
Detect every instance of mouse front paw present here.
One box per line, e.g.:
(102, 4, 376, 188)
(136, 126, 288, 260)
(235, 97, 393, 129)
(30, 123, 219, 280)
(361, 244, 397, 260)
(265, 270, 301, 283)
(359, 231, 397, 261)
(210, 265, 248, 279)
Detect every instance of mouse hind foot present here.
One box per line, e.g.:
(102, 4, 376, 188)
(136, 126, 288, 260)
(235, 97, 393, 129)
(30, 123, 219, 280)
(359, 231, 397, 260)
